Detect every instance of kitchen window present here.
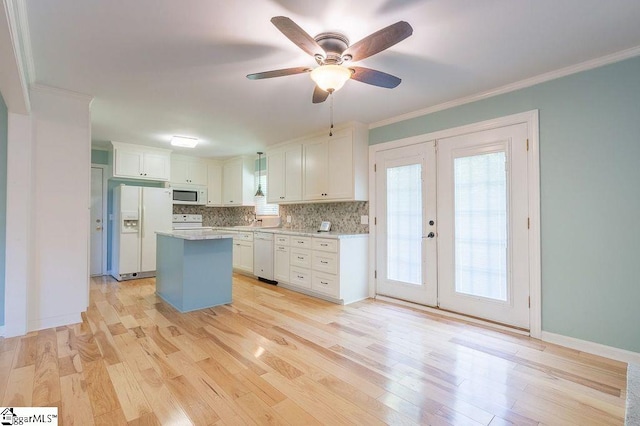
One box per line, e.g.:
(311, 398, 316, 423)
(255, 170, 279, 216)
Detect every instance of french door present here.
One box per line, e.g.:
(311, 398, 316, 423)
(437, 123, 529, 329)
(375, 123, 530, 329)
(375, 142, 437, 306)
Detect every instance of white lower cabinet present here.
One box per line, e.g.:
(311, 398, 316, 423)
(289, 267, 312, 289)
(312, 251, 337, 274)
(274, 234, 368, 304)
(290, 248, 311, 269)
(232, 232, 254, 274)
(274, 245, 290, 282)
(311, 271, 339, 298)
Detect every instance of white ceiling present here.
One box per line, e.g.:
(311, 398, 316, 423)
(24, 0, 640, 158)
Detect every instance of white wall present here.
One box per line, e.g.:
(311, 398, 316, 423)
(27, 85, 92, 331)
(4, 112, 31, 336)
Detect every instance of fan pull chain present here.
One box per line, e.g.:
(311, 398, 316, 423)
(329, 92, 334, 137)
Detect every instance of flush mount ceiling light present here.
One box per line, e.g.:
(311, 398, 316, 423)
(170, 136, 198, 148)
(310, 65, 353, 93)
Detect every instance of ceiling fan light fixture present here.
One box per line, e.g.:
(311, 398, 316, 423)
(170, 136, 198, 148)
(310, 65, 352, 93)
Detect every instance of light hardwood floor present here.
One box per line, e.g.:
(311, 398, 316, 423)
(0, 274, 628, 425)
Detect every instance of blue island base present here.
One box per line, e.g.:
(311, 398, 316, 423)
(156, 234, 233, 312)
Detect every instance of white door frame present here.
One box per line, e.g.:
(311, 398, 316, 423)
(91, 164, 109, 275)
(368, 110, 541, 338)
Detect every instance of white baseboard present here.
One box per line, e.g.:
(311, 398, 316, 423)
(28, 312, 83, 333)
(541, 331, 640, 364)
(277, 282, 344, 305)
(0, 325, 5, 337)
(374, 296, 640, 364)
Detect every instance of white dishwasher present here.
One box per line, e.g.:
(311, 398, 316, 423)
(253, 232, 276, 284)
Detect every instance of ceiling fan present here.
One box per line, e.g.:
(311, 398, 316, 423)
(247, 17, 413, 103)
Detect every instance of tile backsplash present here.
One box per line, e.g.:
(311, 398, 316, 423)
(173, 201, 369, 234)
(279, 202, 369, 233)
(173, 205, 255, 227)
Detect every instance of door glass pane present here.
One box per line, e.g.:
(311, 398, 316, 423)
(454, 152, 507, 301)
(387, 164, 422, 285)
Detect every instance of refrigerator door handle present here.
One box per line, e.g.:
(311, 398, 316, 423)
(141, 205, 145, 238)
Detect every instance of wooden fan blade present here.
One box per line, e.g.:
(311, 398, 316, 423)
(271, 16, 326, 58)
(349, 66, 401, 88)
(312, 86, 329, 103)
(343, 21, 412, 62)
(246, 67, 312, 80)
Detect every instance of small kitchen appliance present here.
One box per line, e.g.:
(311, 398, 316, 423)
(318, 221, 331, 232)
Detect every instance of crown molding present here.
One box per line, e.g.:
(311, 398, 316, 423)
(370, 45, 640, 129)
(2, 0, 30, 113)
(11, 0, 35, 84)
(30, 83, 94, 104)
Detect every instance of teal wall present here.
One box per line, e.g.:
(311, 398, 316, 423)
(370, 56, 640, 352)
(0, 94, 7, 326)
(91, 149, 109, 165)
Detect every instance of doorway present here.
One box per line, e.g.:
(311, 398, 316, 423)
(371, 112, 540, 332)
(90, 165, 107, 276)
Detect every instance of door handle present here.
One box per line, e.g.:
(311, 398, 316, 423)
(426, 232, 435, 238)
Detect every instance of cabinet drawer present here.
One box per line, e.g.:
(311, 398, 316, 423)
(274, 235, 290, 246)
(290, 249, 311, 268)
(312, 238, 337, 253)
(290, 267, 311, 289)
(291, 237, 312, 248)
(234, 232, 254, 241)
(274, 245, 289, 253)
(312, 251, 338, 274)
(312, 271, 339, 297)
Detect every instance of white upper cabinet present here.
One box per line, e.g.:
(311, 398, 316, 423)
(303, 123, 368, 202)
(170, 154, 208, 186)
(112, 141, 171, 181)
(266, 143, 302, 203)
(206, 160, 223, 206)
(222, 156, 255, 206)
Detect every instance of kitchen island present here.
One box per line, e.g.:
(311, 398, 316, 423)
(155, 229, 235, 312)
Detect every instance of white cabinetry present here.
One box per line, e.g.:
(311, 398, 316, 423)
(222, 157, 255, 206)
(302, 123, 368, 201)
(232, 231, 254, 274)
(275, 233, 368, 304)
(171, 155, 208, 186)
(206, 160, 223, 206)
(112, 141, 171, 181)
(266, 144, 302, 203)
(274, 235, 291, 283)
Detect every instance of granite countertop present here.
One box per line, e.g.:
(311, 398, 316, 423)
(211, 226, 368, 239)
(156, 229, 236, 241)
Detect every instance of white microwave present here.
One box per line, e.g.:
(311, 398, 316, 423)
(172, 186, 207, 205)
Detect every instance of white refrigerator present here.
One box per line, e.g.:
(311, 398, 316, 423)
(111, 185, 172, 281)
